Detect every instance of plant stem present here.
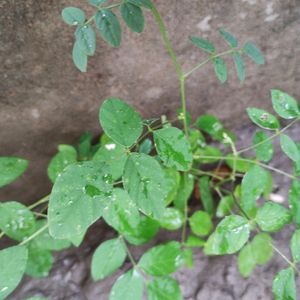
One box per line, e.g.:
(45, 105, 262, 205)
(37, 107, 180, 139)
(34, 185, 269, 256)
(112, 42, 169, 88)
(193, 155, 299, 180)
(19, 223, 49, 246)
(180, 77, 189, 135)
(183, 49, 236, 78)
(28, 195, 50, 210)
(237, 117, 300, 155)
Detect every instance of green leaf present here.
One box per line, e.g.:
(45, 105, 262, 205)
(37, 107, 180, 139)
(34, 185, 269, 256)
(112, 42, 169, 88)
(225, 154, 253, 173)
(77, 132, 93, 159)
(189, 36, 215, 53)
(47, 145, 77, 183)
(198, 176, 214, 216)
(185, 235, 206, 248)
(62, 7, 85, 26)
(127, 0, 153, 9)
(102, 188, 141, 235)
(280, 134, 300, 162)
(95, 9, 122, 47)
(240, 165, 269, 217)
(120, 3, 144, 33)
(0, 201, 36, 241)
(93, 142, 127, 180)
(154, 127, 193, 171)
(189, 210, 212, 236)
(188, 129, 206, 150)
(272, 268, 296, 300)
(75, 24, 96, 56)
(181, 248, 193, 268)
(0, 157, 28, 188)
(271, 89, 300, 119)
(233, 52, 245, 82)
(194, 146, 222, 164)
(238, 243, 256, 277)
(252, 131, 274, 162)
(219, 28, 238, 47)
(159, 207, 184, 231)
(123, 153, 168, 219)
(216, 195, 234, 218)
(99, 98, 143, 147)
(138, 241, 181, 276)
(110, 269, 144, 300)
(72, 41, 88, 72)
(204, 215, 250, 255)
(213, 57, 227, 83)
(124, 216, 159, 245)
(289, 179, 300, 226)
(91, 238, 127, 281)
(147, 277, 183, 300)
(48, 161, 113, 239)
(246, 108, 280, 130)
(243, 42, 264, 65)
(32, 220, 71, 251)
(139, 138, 152, 154)
(25, 244, 53, 278)
(291, 229, 300, 263)
(164, 168, 180, 205)
(173, 173, 194, 211)
(0, 246, 28, 299)
(89, 0, 108, 6)
(256, 202, 291, 232)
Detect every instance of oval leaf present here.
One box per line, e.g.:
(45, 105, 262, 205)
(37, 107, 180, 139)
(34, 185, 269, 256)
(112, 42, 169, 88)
(272, 268, 296, 300)
(189, 210, 213, 236)
(246, 108, 280, 130)
(252, 131, 274, 162)
(233, 52, 245, 82)
(243, 42, 264, 65)
(280, 134, 300, 162)
(75, 24, 96, 56)
(291, 229, 300, 263)
(213, 57, 227, 83)
(62, 7, 85, 26)
(99, 98, 143, 147)
(72, 41, 88, 72)
(159, 207, 184, 231)
(147, 277, 183, 300)
(120, 3, 144, 33)
(154, 127, 193, 171)
(219, 28, 238, 47)
(189, 36, 215, 53)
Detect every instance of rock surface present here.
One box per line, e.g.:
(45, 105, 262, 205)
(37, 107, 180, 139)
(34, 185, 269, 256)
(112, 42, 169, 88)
(1, 0, 300, 203)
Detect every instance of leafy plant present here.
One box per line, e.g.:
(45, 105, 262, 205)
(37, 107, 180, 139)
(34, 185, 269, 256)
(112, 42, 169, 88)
(1, 1, 300, 299)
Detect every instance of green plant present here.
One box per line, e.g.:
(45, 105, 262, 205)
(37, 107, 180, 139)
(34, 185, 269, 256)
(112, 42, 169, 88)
(1, 1, 300, 299)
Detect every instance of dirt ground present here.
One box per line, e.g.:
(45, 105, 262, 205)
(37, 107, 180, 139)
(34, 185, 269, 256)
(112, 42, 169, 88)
(5, 124, 299, 300)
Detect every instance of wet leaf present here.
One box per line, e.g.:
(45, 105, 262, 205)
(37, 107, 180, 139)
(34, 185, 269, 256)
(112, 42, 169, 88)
(147, 277, 183, 300)
(189, 36, 215, 53)
(246, 108, 280, 130)
(0, 201, 36, 241)
(280, 134, 300, 162)
(291, 229, 300, 263)
(240, 165, 269, 218)
(233, 52, 245, 82)
(219, 28, 238, 47)
(93, 142, 127, 180)
(0, 246, 28, 299)
(48, 145, 77, 183)
(252, 131, 274, 162)
(48, 161, 113, 239)
(159, 207, 184, 231)
(95, 9, 122, 47)
(189, 210, 213, 236)
(256, 202, 291, 232)
(62, 7, 85, 26)
(272, 268, 296, 300)
(213, 57, 227, 83)
(99, 98, 143, 147)
(123, 153, 168, 219)
(154, 127, 193, 171)
(110, 269, 144, 300)
(120, 3, 144, 33)
(243, 42, 264, 65)
(204, 215, 250, 255)
(91, 238, 127, 281)
(138, 241, 181, 276)
(271, 89, 300, 119)
(0, 157, 28, 188)
(75, 24, 96, 56)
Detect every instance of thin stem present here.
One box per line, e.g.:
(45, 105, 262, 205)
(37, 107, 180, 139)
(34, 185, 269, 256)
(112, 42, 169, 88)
(193, 155, 299, 180)
(183, 49, 236, 78)
(180, 77, 189, 135)
(33, 212, 48, 218)
(19, 223, 49, 246)
(181, 202, 189, 244)
(237, 117, 300, 155)
(28, 195, 50, 210)
(0, 232, 4, 240)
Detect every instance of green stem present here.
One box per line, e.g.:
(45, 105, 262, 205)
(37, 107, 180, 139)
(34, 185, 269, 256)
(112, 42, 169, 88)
(193, 155, 299, 180)
(180, 77, 189, 135)
(28, 195, 50, 210)
(237, 117, 300, 155)
(183, 49, 236, 78)
(19, 223, 49, 246)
